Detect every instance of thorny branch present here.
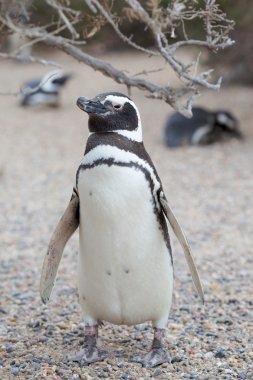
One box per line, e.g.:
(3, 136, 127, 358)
(0, 0, 235, 115)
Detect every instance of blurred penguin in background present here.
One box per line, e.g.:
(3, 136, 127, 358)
(20, 70, 71, 107)
(164, 107, 242, 147)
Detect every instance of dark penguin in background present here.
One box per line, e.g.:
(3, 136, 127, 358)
(164, 107, 242, 147)
(20, 70, 71, 107)
(40, 92, 204, 368)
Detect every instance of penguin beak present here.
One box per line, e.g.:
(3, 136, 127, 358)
(232, 128, 243, 140)
(221, 120, 243, 139)
(77, 97, 107, 114)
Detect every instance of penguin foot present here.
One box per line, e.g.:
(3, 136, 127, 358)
(66, 324, 108, 366)
(131, 327, 170, 368)
(66, 347, 108, 366)
(130, 348, 171, 368)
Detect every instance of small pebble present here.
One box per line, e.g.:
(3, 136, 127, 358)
(188, 372, 198, 379)
(238, 370, 248, 379)
(46, 324, 55, 331)
(204, 352, 214, 359)
(153, 368, 162, 377)
(32, 363, 41, 370)
(11, 366, 19, 376)
(122, 370, 132, 379)
(5, 344, 14, 353)
(215, 349, 227, 358)
(171, 356, 183, 364)
(0, 306, 7, 314)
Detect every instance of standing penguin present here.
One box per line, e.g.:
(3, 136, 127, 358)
(40, 92, 204, 368)
(20, 70, 71, 107)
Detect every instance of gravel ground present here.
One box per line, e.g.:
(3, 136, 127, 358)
(0, 50, 253, 380)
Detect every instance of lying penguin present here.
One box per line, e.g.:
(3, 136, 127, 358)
(40, 92, 204, 368)
(164, 107, 242, 147)
(20, 70, 71, 107)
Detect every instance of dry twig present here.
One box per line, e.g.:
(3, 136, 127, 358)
(0, 0, 235, 115)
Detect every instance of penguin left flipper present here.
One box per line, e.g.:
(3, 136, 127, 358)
(40, 188, 79, 304)
(160, 195, 204, 304)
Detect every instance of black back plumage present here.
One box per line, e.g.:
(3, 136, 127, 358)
(164, 107, 242, 147)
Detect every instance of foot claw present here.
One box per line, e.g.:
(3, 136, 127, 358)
(131, 348, 171, 368)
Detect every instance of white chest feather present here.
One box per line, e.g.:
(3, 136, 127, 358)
(77, 148, 173, 327)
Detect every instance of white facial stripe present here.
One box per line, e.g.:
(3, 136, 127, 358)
(217, 113, 229, 125)
(217, 113, 236, 128)
(102, 95, 142, 126)
(41, 70, 63, 91)
(101, 95, 143, 142)
(102, 95, 127, 106)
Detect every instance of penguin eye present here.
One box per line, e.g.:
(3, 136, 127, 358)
(113, 104, 122, 110)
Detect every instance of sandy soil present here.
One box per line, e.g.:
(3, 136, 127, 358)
(0, 50, 253, 380)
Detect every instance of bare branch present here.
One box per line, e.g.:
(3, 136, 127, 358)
(0, 51, 61, 68)
(125, 0, 232, 88)
(89, 0, 159, 56)
(46, 0, 80, 39)
(0, 0, 235, 115)
(83, 0, 98, 14)
(25, 31, 179, 105)
(132, 66, 166, 77)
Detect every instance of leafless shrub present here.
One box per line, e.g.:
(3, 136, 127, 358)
(0, 0, 234, 115)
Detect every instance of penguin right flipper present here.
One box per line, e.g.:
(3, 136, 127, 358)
(159, 195, 204, 304)
(40, 188, 79, 304)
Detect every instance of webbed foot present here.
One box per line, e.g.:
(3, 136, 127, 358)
(131, 327, 170, 368)
(67, 346, 108, 366)
(66, 324, 108, 366)
(131, 348, 170, 368)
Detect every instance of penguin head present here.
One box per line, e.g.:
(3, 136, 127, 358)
(40, 70, 71, 93)
(214, 111, 242, 138)
(77, 92, 142, 141)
